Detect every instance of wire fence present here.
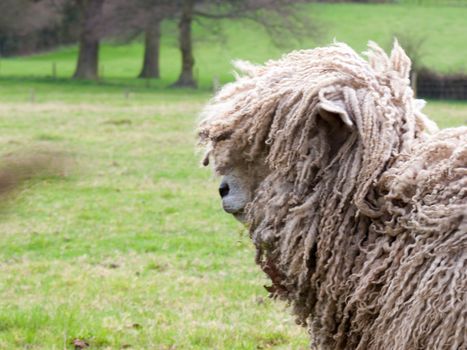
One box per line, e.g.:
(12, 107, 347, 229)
(417, 69, 467, 100)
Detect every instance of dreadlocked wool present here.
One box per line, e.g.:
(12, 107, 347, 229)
(198, 42, 466, 350)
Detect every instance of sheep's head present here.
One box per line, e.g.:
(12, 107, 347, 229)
(201, 98, 353, 224)
(199, 42, 432, 228)
(216, 163, 269, 222)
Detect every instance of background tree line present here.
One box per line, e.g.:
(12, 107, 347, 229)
(0, 0, 323, 88)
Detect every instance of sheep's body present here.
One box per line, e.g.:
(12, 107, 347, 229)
(361, 127, 466, 349)
(199, 42, 466, 349)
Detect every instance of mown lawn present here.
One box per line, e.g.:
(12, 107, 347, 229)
(0, 80, 465, 350)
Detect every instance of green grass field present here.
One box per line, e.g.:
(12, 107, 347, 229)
(0, 84, 465, 350)
(0, 2, 465, 349)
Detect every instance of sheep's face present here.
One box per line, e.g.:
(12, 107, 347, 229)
(219, 172, 249, 221)
(218, 159, 269, 222)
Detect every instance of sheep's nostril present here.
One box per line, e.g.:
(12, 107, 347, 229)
(219, 182, 230, 198)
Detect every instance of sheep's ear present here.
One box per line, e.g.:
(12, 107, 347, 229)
(316, 99, 354, 159)
(317, 100, 354, 128)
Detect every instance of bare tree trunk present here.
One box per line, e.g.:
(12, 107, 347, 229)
(138, 19, 161, 79)
(73, 0, 104, 80)
(172, 0, 196, 88)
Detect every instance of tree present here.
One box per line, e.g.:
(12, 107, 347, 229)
(103, 0, 176, 79)
(136, 1, 176, 79)
(73, 0, 105, 80)
(0, 0, 63, 56)
(139, 18, 162, 78)
(171, 0, 196, 87)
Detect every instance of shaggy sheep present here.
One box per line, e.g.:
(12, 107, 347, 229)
(198, 42, 466, 350)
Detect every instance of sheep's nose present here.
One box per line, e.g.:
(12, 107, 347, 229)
(219, 181, 230, 198)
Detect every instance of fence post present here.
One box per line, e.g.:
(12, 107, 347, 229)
(212, 75, 220, 93)
(52, 62, 57, 79)
(411, 71, 417, 97)
(30, 88, 35, 103)
(99, 65, 104, 84)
